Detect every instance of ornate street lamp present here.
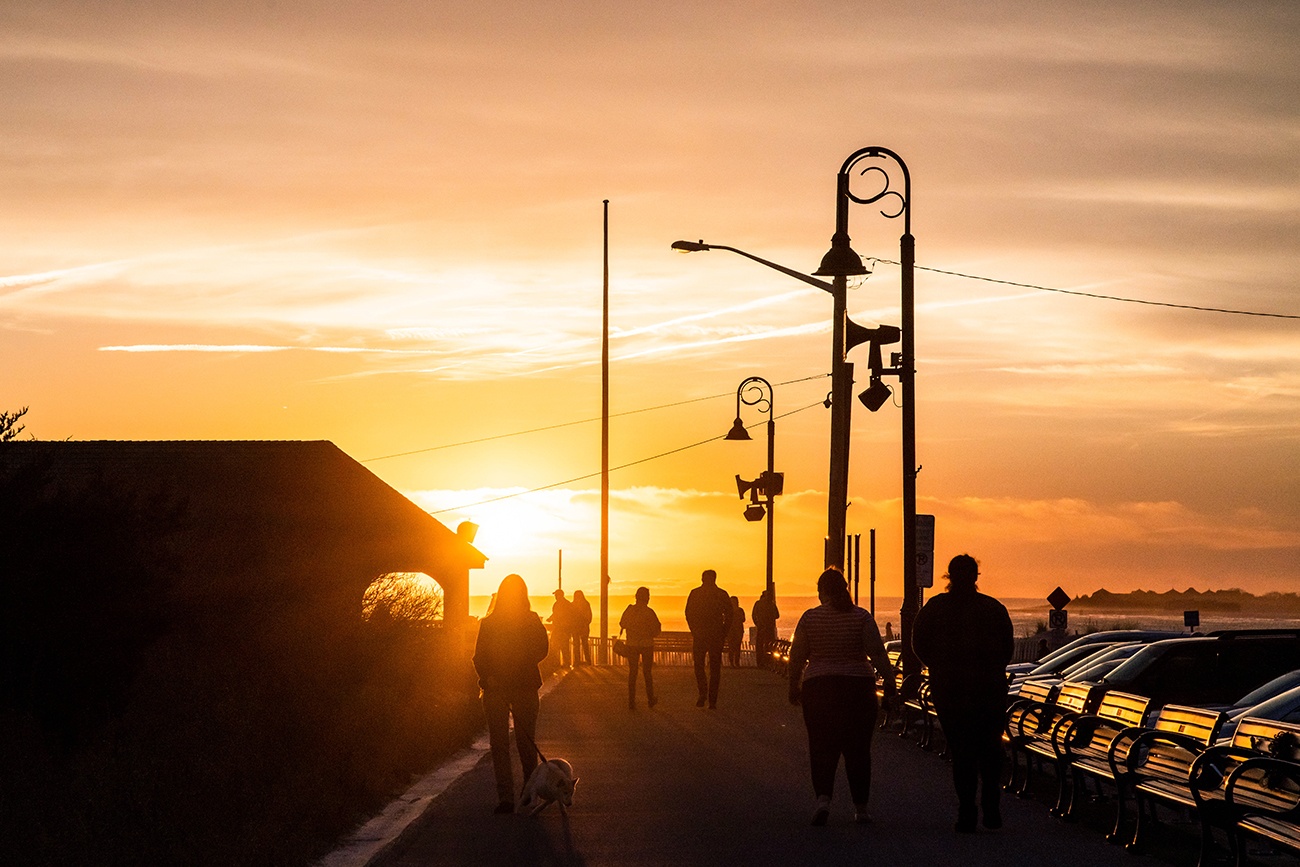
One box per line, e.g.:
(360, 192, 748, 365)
(812, 146, 919, 680)
(726, 376, 780, 602)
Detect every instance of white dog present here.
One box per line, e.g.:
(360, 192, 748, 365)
(518, 758, 578, 815)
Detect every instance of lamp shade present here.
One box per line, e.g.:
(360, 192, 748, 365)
(725, 417, 752, 441)
(812, 232, 868, 277)
(858, 379, 892, 412)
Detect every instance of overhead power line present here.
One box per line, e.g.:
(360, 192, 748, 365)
(428, 399, 826, 514)
(869, 258, 1300, 320)
(362, 373, 829, 463)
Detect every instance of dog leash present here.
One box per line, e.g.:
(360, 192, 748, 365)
(512, 721, 550, 766)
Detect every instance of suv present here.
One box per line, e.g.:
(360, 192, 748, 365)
(1096, 630, 1300, 708)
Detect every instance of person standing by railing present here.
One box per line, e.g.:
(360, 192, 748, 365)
(619, 586, 661, 710)
(788, 568, 895, 826)
(753, 589, 780, 669)
(727, 595, 746, 668)
(571, 589, 593, 666)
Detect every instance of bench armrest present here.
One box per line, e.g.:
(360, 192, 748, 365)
(1225, 757, 1300, 820)
(1189, 745, 1263, 808)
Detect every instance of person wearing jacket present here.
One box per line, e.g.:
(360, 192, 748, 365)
(912, 553, 1015, 833)
(473, 573, 550, 814)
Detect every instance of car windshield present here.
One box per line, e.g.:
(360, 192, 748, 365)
(1229, 683, 1300, 723)
(1058, 643, 1143, 680)
(1027, 642, 1121, 677)
(1232, 669, 1300, 709)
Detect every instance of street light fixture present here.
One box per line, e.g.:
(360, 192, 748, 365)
(675, 146, 920, 680)
(815, 146, 919, 680)
(727, 376, 779, 601)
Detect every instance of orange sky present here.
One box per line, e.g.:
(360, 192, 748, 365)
(2, 1, 1298, 609)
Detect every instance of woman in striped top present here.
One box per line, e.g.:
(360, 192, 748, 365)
(788, 568, 896, 826)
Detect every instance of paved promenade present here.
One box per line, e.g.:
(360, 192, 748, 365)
(367, 665, 1197, 867)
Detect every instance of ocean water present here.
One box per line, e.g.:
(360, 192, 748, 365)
(474, 595, 1300, 640)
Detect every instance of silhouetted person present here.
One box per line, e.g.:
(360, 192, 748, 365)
(726, 595, 746, 667)
(547, 589, 575, 668)
(685, 569, 731, 708)
(472, 573, 550, 814)
(752, 589, 780, 669)
(619, 586, 662, 710)
(789, 568, 895, 826)
(912, 553, 1014, 833)
(884, 621, 895, 642)
(572, 589, 593, 665)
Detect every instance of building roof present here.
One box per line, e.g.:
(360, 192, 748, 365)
(0, 440, 483, 620)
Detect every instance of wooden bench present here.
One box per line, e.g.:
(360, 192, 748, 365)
(770, 638, 792, 677)
(899, 674, 941, 750)
(1184, 718, 1300, 866)
(876, 650, 904, 728)
(651, 630, 696, 665)
(1015, 681, 1101, 798)
(1225, 753, 1300, 866)
(1128, 717, 1300, 864)
(1055, 690, 1152, 818)
(1108, 704, 1224, 846)
(1004, 678, 1057, 794)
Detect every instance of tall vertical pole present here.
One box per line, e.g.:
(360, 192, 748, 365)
(869, 528, 877, 615)
(765, 413, 776, 603)
(854, 533, 862, 609)
(600, 200, 610, 664)
(558, 549, 563, 591)
(899, 227, 919, 677)
(825, 172, 854, 570)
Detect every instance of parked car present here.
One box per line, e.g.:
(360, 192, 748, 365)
(1096, 631, 1300, 709)
(1006, 629, 1185, 686)
(1215, 670, 1300, 743)
(1055, 642, 1151, 684)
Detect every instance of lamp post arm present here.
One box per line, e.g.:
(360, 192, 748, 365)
(704, 244, 836, 295)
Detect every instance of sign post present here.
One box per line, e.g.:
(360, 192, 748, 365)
(1047, 586, 1070, 634)
(915, 514, 935, 589)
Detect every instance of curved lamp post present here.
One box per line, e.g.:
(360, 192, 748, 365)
(674, 146, 918, 677)
(726, 376, 779, 602)
(813, 146, 919, 680)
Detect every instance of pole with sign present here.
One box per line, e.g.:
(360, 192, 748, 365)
(915, 514, 935, 590)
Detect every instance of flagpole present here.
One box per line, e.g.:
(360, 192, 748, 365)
(600, 199, 610, 664)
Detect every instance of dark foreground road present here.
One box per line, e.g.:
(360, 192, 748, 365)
(371, 665, 1201, 867)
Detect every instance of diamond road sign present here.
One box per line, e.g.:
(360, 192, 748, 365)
(1047, 587, 1071, 610)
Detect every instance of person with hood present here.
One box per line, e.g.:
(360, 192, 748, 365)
(473, 573, 550, 814)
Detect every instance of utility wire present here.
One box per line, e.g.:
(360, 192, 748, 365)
(868, 258, 1300, 320)
(428, 399, 826, 514)
(362, 372, 829, 462)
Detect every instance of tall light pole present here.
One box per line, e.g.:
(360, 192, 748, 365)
(670, 238, 895, 571)
(814, 147, 918, 679)
(674, 146, 918, 676)
(725, 376, 779, 603)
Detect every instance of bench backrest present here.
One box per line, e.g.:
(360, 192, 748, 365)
(1152, 704, 1224, 743)
(1016, 679, 1055, 705)
(1095, 690, 1151, 728)
(1056, 681, 1099, 716)
(1232, 718, 1300, 759)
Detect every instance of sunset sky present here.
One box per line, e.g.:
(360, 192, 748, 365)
(3, 1, 1297, 611)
